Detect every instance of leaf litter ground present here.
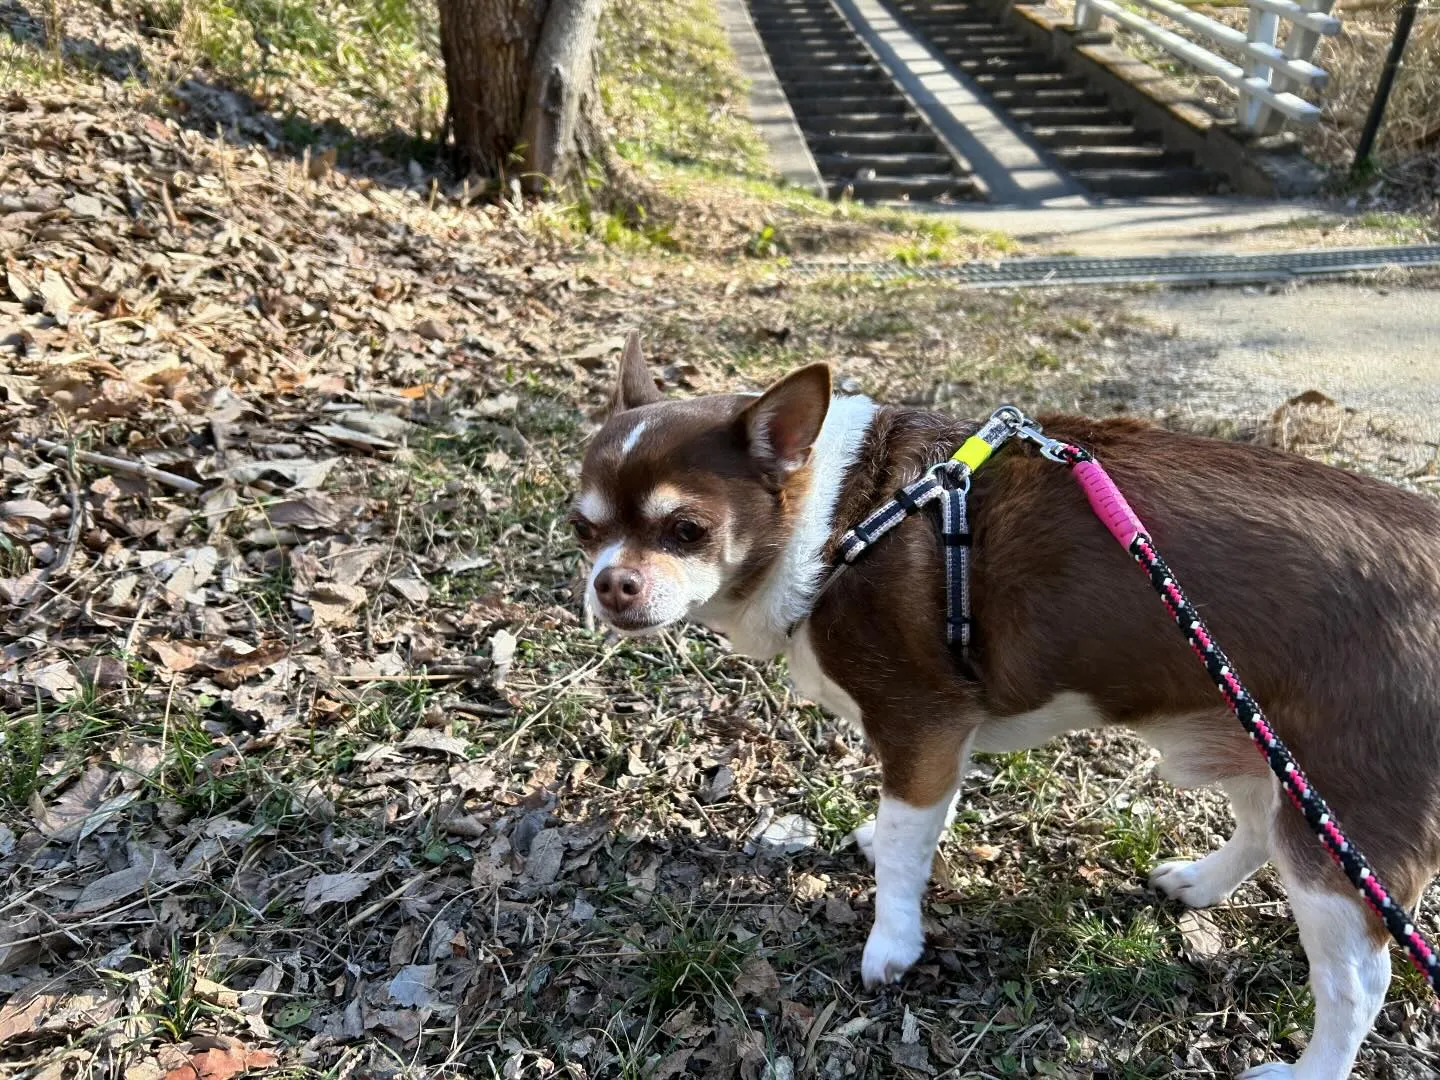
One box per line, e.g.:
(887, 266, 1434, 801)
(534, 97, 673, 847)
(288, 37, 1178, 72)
(4, 3, 1440, 1080)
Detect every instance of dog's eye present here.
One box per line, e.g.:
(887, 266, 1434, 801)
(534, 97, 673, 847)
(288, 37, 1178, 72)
(669, 519, 707, 545)
(570, 515, 596, 543)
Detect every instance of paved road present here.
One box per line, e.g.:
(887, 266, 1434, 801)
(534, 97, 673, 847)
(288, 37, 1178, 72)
(1132, 282, 1440, 423)
(1106, 281, 1440, 481)
(943, 199, 1342, 255)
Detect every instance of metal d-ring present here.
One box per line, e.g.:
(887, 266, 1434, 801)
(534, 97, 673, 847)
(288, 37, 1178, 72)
(925, 459, 972, 493)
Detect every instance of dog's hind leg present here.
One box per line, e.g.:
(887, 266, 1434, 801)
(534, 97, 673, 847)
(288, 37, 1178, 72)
(1151, 774, 1274, 909)
(1240, 847, 1391, 1080)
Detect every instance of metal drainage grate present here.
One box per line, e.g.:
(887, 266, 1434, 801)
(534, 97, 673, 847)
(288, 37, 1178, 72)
(789, 243, 1440, 288)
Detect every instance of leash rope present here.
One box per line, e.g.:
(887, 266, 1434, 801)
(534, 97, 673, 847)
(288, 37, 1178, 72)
(1052, 437, 1440, 996)
(828, 405, 1440, 995)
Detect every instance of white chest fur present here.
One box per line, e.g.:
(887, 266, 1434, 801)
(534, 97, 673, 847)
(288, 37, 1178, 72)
(787, 627, 863, 726)
(694, 394, 877, 660)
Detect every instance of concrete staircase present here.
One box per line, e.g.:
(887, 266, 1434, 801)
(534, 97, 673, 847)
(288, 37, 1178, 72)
(747, 0, 984, 201)
(890, 0, 1222, 196)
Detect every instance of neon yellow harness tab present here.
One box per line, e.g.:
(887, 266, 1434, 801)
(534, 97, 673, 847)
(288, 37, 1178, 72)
(951, 435, 995, 473)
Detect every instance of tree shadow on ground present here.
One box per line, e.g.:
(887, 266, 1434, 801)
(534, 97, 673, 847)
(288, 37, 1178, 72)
(2, 0, 148, 82)
(1, 0, 445, 196)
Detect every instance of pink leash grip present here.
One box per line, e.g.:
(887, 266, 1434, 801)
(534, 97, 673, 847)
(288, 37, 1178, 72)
(1072, 459, 1146, 547)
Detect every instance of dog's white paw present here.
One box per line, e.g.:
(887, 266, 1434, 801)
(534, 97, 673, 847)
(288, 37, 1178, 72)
(1238, 1064, 1295, 1078)
(860, 920, 923, 988)
(1148, 859, 1234, 909)
(850, 818, 877, 867)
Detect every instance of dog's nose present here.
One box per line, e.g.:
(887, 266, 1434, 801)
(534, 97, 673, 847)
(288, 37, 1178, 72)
(594, 566, 648, 613)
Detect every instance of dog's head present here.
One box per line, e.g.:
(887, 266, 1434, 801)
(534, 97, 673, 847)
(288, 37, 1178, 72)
(571, 334, 832, 634)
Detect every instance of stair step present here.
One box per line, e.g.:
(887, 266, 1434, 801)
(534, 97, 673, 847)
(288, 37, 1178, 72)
(809, 131, 941, 153)
(752, 29, 857, 43)
(972, 72, 1089, 93)
(835, 174, 981, 201)
(895, 18, 1007, 32)
(815, 151, 957, 173)
(986, 87, 1110, 105)
(801, 113, 927, 133)
(1070, 166, 1220, 196)
(907, 1, 994, 10)
(781, 63, 886, 77)
(765, 48, 871, 64)
(789, 96, 910, 115)
(1029, 123, 1152, 147)
(949, 54, 1060, 74)
(778, 75, 893, 93)
(764, 45, 862, 58)
(1006, 104, 1121, 126)
(751, 24, 852, 35)
(918, 32, 1024, 47)
(1050, 144, 1190, 170)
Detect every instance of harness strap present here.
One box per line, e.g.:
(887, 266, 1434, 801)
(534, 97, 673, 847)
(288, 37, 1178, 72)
(836, 475, 944, 565)
(939, 484, 971, 649)
(825, 407, 1027, 665)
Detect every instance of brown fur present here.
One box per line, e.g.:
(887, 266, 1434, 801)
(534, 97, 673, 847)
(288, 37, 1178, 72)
(576, 394, 813, 607)
(807, 409, 1440, 931)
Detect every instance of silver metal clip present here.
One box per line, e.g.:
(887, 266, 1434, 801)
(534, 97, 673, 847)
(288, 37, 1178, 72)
(1015, 419, 1071, 463)
(971, 404, 1027, 449)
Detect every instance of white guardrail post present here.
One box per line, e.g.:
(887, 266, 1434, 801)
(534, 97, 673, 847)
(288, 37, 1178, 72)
(1240, 3, 1281, 130)
(1069, 0, 1340, 133)
(1258, 0, 1339, 134)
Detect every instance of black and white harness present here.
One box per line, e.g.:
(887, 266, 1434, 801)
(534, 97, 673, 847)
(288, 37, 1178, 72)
(802, 405, 1071, 670)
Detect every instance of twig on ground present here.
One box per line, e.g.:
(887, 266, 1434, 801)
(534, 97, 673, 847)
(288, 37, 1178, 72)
(343, 866, 444, 929)
(48, 456, 82, 580)
(29, 438, 203, 494)
(331, 661, 492, 684)
(496, 641, 623, 754)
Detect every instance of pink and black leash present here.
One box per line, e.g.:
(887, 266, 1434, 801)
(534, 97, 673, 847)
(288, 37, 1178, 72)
(826, 404, 1440, 995)
(1036, 428, 1440, 996)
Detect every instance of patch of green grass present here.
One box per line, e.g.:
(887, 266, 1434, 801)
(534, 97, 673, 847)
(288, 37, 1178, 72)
(145, 941, 217, 1040)
(629, 903, 755, 1014)
(600, 0, 770, 179)
(249, 559, 293, 623)
(1102, 804, 1166, 875)
(0, 706, 47, 808)
(0, 38, 59, 85)
(1353, 210, 1433, 240)
(803, 774, 871, 846)
(887, 216, 1016, 264)
(173, 0, 445, 142)
(557, 199, 682, 252)
(981, 750, 1065, 816)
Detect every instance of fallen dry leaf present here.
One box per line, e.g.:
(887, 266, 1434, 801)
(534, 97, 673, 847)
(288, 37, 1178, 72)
(72, 862, 158, 914)
(0, 991, 60, 1043)
(731, 956, 780, 1001)
(385, 963, 437, 1008)
(162, 1041, 278, 1080)
(490, 628, 517, 689)
(301, 870, 383, 914)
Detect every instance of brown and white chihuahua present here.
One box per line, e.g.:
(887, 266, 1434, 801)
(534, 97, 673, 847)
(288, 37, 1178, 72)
(571, 334, 1440, 1079)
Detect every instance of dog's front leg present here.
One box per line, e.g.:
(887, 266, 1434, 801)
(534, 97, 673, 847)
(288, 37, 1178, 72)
(861, 725, 975, 988)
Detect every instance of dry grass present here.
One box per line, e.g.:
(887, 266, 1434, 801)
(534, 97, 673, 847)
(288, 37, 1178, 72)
(5, 0, 1440, 1078)
(1310, 9, 1440, 170)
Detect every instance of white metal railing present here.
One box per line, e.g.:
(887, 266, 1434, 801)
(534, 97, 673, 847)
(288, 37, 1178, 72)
(1072, 0, 1342, 133)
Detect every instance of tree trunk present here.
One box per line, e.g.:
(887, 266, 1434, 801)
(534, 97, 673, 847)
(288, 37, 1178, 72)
(437, 0, 608, 193)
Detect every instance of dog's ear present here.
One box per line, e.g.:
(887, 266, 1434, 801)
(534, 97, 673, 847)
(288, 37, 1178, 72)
(740, 363, 832, 480)
(610, 331, 663, 414)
